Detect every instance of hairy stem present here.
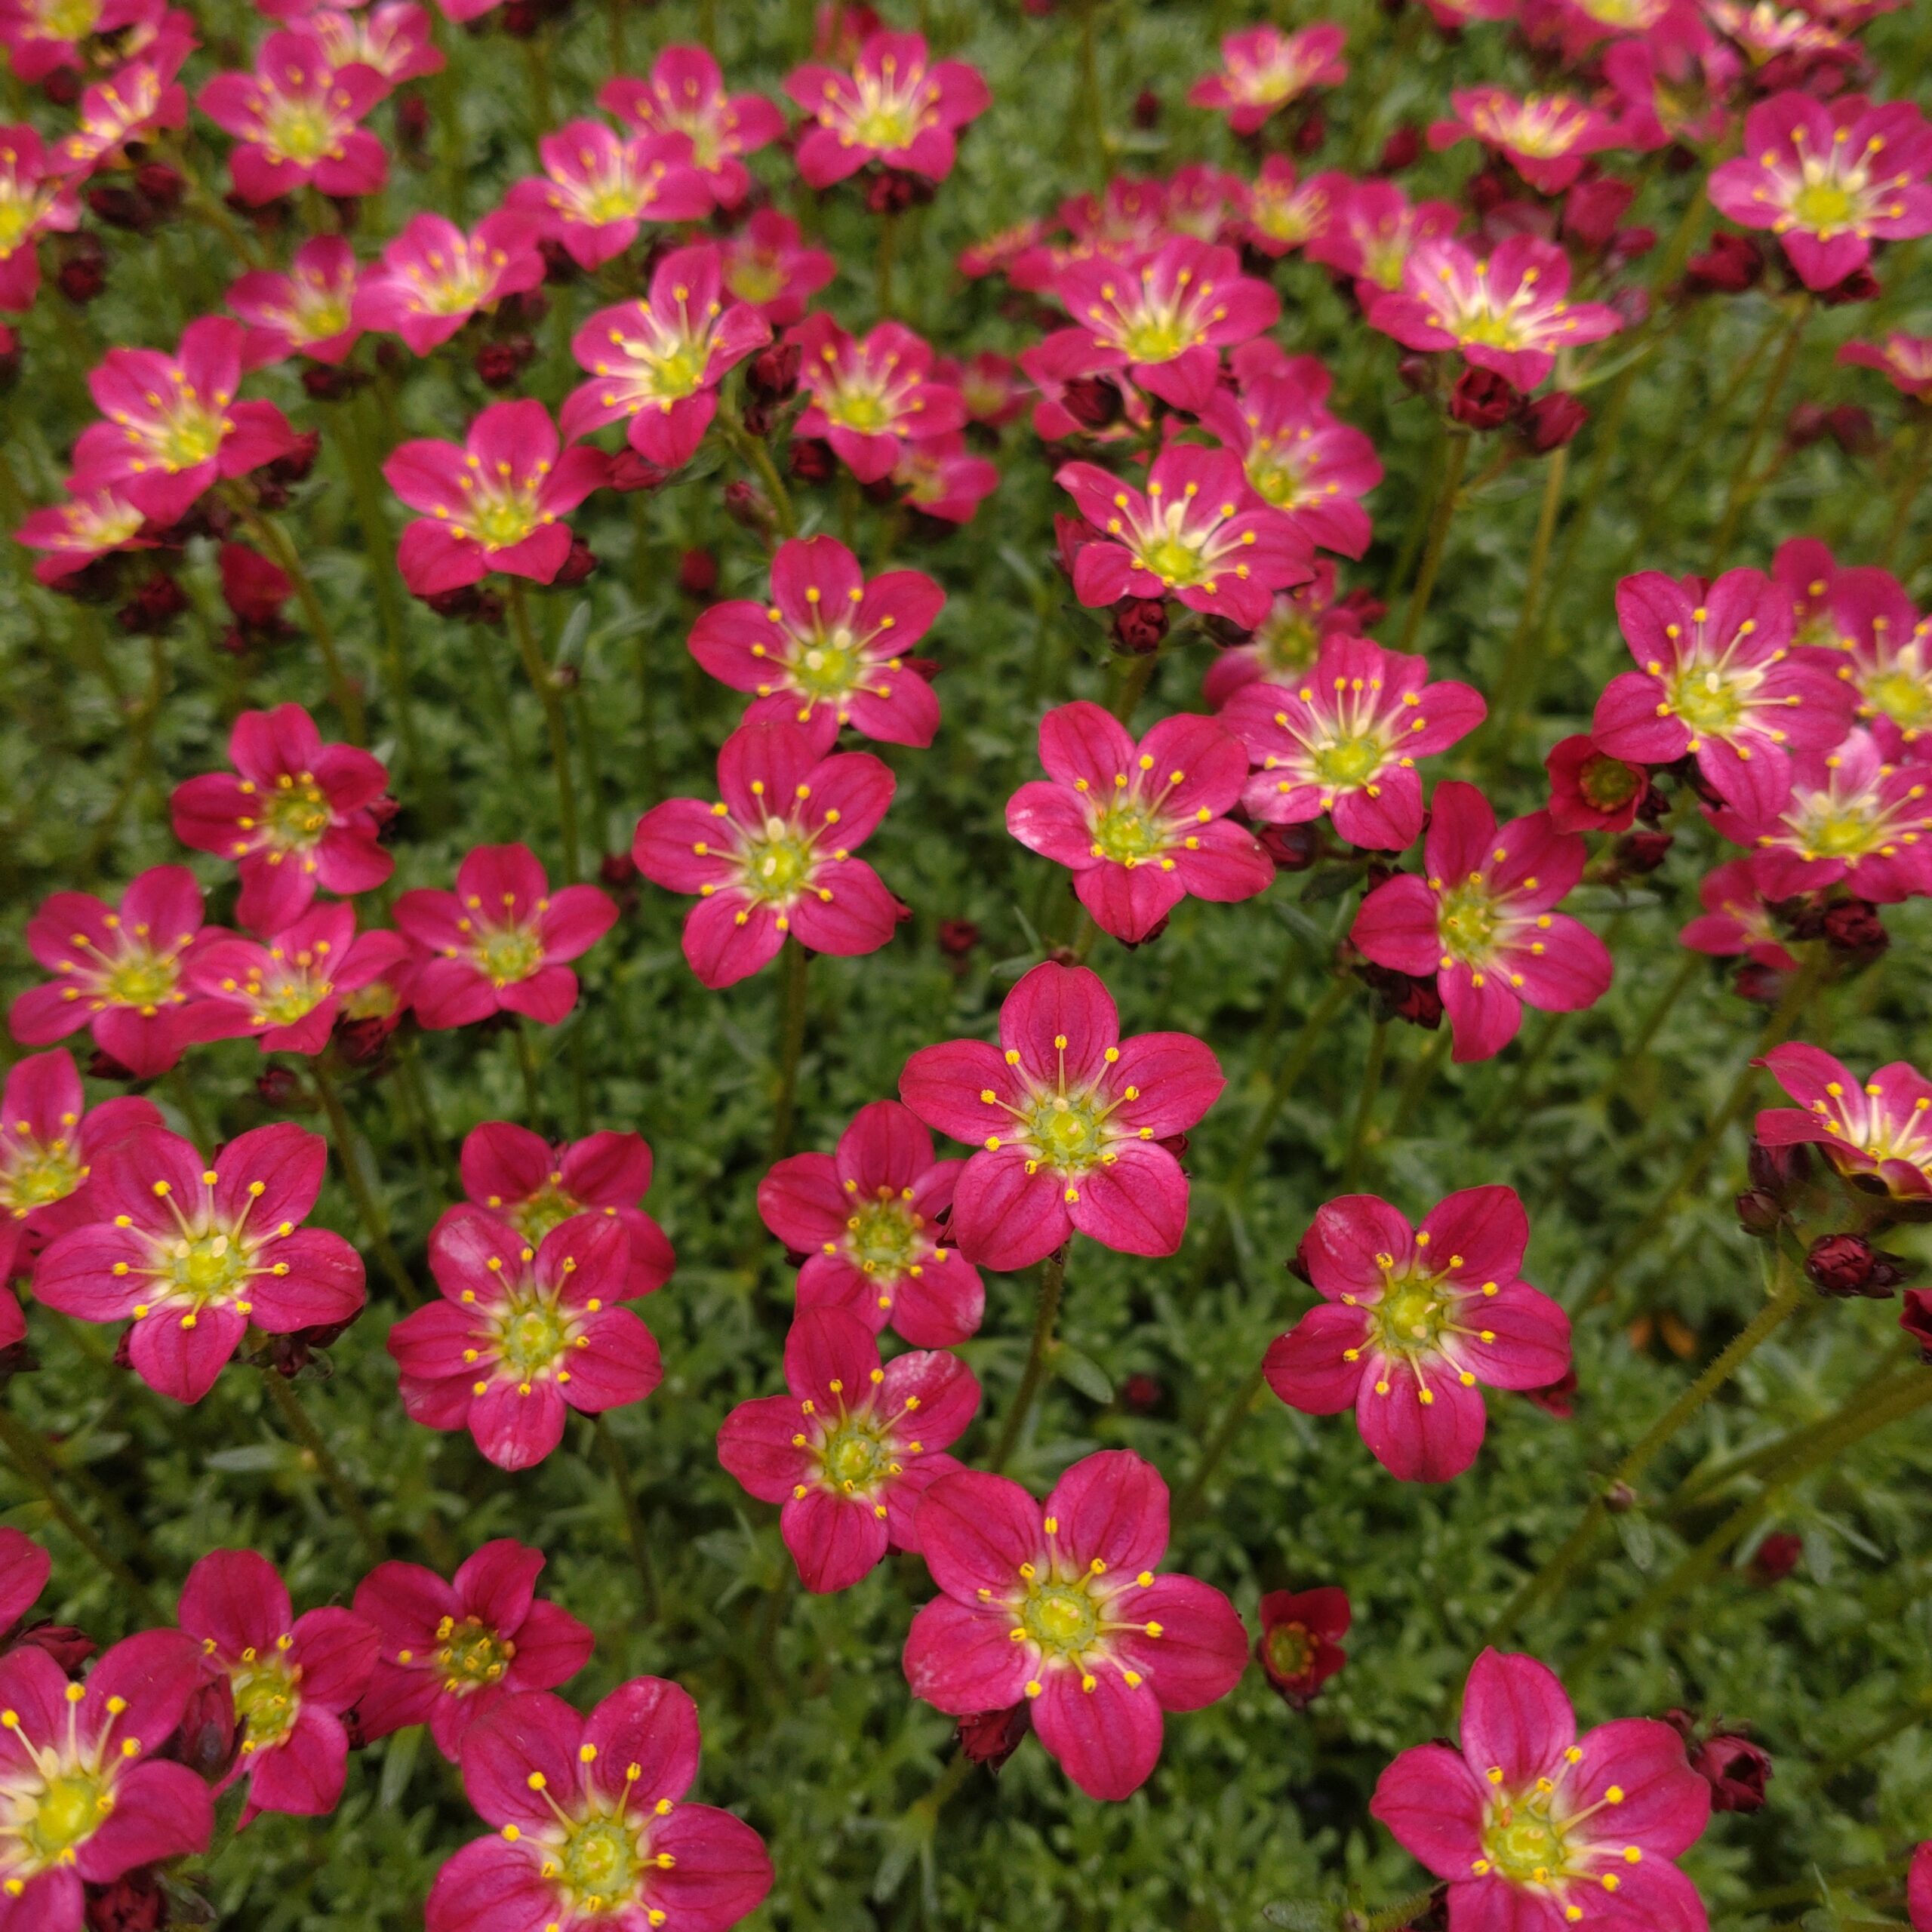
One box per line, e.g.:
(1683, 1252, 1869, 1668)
(260, 1370, 386, 1567)
(770, 937, 811, 1159)
(594, 1414, 660, 1623)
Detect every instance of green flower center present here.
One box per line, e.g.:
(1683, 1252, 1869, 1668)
(727, 258, 785, 305)
(17, 1768, 109, 1868)
(791, 635, 860, 700)
(497, 1293, 568, 1379)
(101, 949, 180, 1010)
(265, 101, 334, 166)
(1254, 608, 1320, 679)
(1090, 799, 1168, 864)
(157, 405, 224, 471)
(849, 97, 921, 149)
(740, 826, 814, 904)
(584, 183, 642, 224)
(469, 497, 539, 550)
(264, 783, 331, 849)
(508, 1183, 582, 1246)
(165, 1232, 251, 1303)
(1021, 1583, 1099, 1657)
(1481, 1799, 1570, 1886)
(1118, 315, 1194, 364)
(1025, 1093, 1108, 1171)
(827, 389, 890, 434)
(1436, 881, 1500, 963)
(0, 202, 33, 254)
(474, 926, 545, 986)
(1137, 536, 1206, 586)
(1372, 1275, 1449, 1358)
(1578, 752, 1640, 811)
(1310, 735, 1385, 789)
(821, 1421, 888, 1490)
(645, 342, 708, 398)
(1792, 180, 1856, 232)
(558, 1814, 641, 1909)
(1264, 1620, 1313, 1678)
(232, 1656, 300, 1752)
(1795, 804, 1884, 858)
(1865, 669, 1932, 732)
(256, 969, 330, 1026)
(437, 1614, 514, 1692)
(1458, 311, 1526, 349)
(1248, 451, 1311, 511)
(2, 1145, 82, 1214)
(847, 1196, 919, 1275)
(41, 0, 101, 38)
(1668, 663, 1749, 736)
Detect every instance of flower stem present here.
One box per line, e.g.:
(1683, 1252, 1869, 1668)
(717, 398, 799, 539)
(1358, 1886, 1445, 1932)
(231, 497, 365, 744)
(165, 1066, 214, 1155)
(1339, 1019, 1389, 1187)
(1384, 1026, 1452, 1144)
(1393, 426, 1470, 654)
(512, 1018, 544, 1128)
(1228, 975, 1353, 1199)
(1109, 649, 1158, 724)
(260, 1369, 386, 1567)
(79, 635, 167, 883)
(306, 1060, 418, 1306)
(769, 937, 811, 1160)
(1486, 444, 1570, 765)
(507, 578, 582, 883)
(1879, 411, 1932, 568)
(593, 1413, 660, 1623)
(875, 208, 898, 319)
(1172, 1356, 1269, 1527)
(1075, 0, 1107, 184)
(988, 1244, 1070, 1472)
(1709, 294, 1810, 571)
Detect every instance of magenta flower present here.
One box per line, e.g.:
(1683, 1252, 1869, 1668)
(389, 1208, 662, 1471)
(195, 32, 387, 205)
(1377, 1651, 1710, 1930)
(0, 125, 80, 313)
(1840, 331, 1932, 403)
(1223, 636, 1485, 854)
(0, 1530, 48, 1632)
(0, 1629, 211, 1926)
(1911, 1844, 1931, 1932)
(177, 1549, 378, 1823)
(717, 1307, 979, 1592)
(69, 317, 303, 527)
(171, 703, 394, 934)
(1709, 93, 1932, 292)
(227, 235, 363, 369)
(1305, 178, 1462, 297)
(459, 1121, 675, 1300)
(353, 1540, 595, 1761)
(503, 120, 711, 272)
(33, 1121, 366, 1404)
(1429, 87, 1623, 194)
(0, 0, 153, 80)
(598, 43, 785, 208)
(1244, 158, 1348, 258)
(306, 2, 443, 91)
(384, 401, 609, 597)
(1201, 561, 1368, 708)
(718, 208, 835, 327)
(1264, 1187, 1571, 1483)
(14, 485, 152, 585)
(900, 961, 1224, 1269)
(1187, 23, 1347, 134)
(1057, 445, 1315, 630)
(53, 48, 192, 177)
(561, 243, 771, 471)
(1757, 1042, 1932, 1199)
(392, 843, 617, 1030)
(903, 1450, 1247, 1801)
(1352, 783, 1613, 1063)
(11, 866, 229, 1079)
(188, 904, 410, 1056)
(1827, 574, 1932, 761)
(894, 432, 1000, 525)
(632, 720, 900, 989)
(1257, 1585, 1349, 1709)
(1679, 857, 1797, 971)
(1544, 734, 1649, 835)
(1603, 32, 1738, 151)
(427, 1678, 771, 1932)
(1365, 236, 1623, 392)
(1019, 327, 1155, 445)
(0, 1050, 158, 1287)
(352, 211, 544, 358)
(758, 1098, 984, 1346)
(1773, 534, 1860, 648)
(688, 535, 943, 749)
(785, 29, 989, 189)
(790, 314, 968, 485)
(1591, 568, 1854, 817)
(1007, 702, 1274, 943)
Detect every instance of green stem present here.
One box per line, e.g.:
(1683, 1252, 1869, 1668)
(232, 499, 365, 744)
(521, 29, 555, 137)
(1109, 649, 1158, 724)
(1226, 976, 1352, 1199)
(1729, 1860, 1912, 1918)
(1075, 0, 1107, 184)
(717, 399, 798, 539)
(1812, 1698, 1932, 1787)
(512, 1019, 544, 1126)
(1340, 1020, 1389, 1187)
(79, 635, 168, 882)
(988, 1245, 1070, 1473)
(1385, 1027, 1452, 1143)
(769, 937, 810, 1159)
(1358, 1886, 1446, 1932)
(306, 1062, 417, 1306)
(260, 1370, 386, 1567)
(165, 1066, 214, 1155)
(875, 208, 898, 319)
(593, 1414, 660, 1623)
(1709, 296, 1810, 571)
(1487, 444, 1571, 764)
(605, 0, 626, 72)
(1879, 412, 1932, 568)
(507, 580, 582, 882)
(1394, 427, 1471, 654)
(907, 1746, 974, 1824)
(1172, 1357, 1268, 1526)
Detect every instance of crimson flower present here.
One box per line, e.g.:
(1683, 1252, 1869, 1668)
(903, 1450, 1247, 1801)
(1755, 1042, 1932, 1198)
(307, 2, 444, 91)
(388, 1208, 661, 1471)
(1187, 23, 1348, 134)
(1201, 560, 1367, 707)
(1256, 1586, 1349, 1709)
(632, 719, 900, 989)
(52, 47, 192, 177)
(1839, 331, 1932, 402)
(718, 208, 835, 327)
(1823, 574, 1932, 761)
(758, 1098, 983, 1346)
(195, 33, 387, 205)
(1244, 158, 1349, 259)
(188, 904, 409, 1056)
(1910, 1841, 1930, 1932)
(1007, 702, 1274, 943)
(352, 1540, 595, 1761)
(503, 120, 712, 271)
(1351, 783, 1614, 1062)
(227, 235, 364, 368)
(1544, 735, 1648, 835)
(1603, 32, 1737, 152)
(0, 125, 80, 312)
(352, 211, 544, 357)
(717, 1307, 979, 1592)
(789, 314, 967, 485)
(598, 43, 785, 209)
(1429, 86, 1623, 193)
(1374, 1649, 1709, 1932)
(1265, 1186, 1571, 1483)
(1678, 858, 1797, 971)
(900, 961, 1224, 1269)
(427, 1678, 771, 1932)
(33, 1122, 365, 1404)
(0, 0, 155, 80)
(177, 1549, 377, 1823)
(784, 29, 989, 188)
(894, 432, 1000, 525)
(1305, 179, 1461, 296)
(14, 484, 152, 585)
(459, 1121, 675, 1300)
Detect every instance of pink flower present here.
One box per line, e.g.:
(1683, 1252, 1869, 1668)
(383, 400, 609, 595)
(0, 1629, 211, 1924)
(717, 208, 835, 327)
(1823, 571, 1932, 761)
(352, 1540, 595, 1761)
(14, 485, 152, 584)
(1840, 331, 1932, 402)
(352, 211, 544, 357)
(1056, 445, 1314, 630)
(0, 125, 81, 313)
(1758, 1043, 1932, 1198)
(1912, 1844, 1932, 1932)
(789, 313, 968, 485)
(688, 535, 942, 749)
(306, 2, 442, 91)
(758, 1098, 984, 1346)
(1366, 236, 1624, 392)
(1007, 702, 1274, 943)
(1305, 180, 1462, 296)
(1257, 1586, 1349, 1709)
(785, 29, 989, 188)
(1265, 1188, 1571, 1482)
(195, 32, 387, 205)
(503, 120, 711, 272)
(177, 1549, 378, 1823)
(1018, 328, 1155, 445)
(389, 1208, 661, 1471)
(598, 44, 785, 209)
(1545, 734, 1649, 835)
(392, 843, 617, 1030)
(1591, 568, 1854, 817)
(894, 432, 1000, 525)
(0, 1529, 48, 1632)
(459, 1121, 675, 1300)
(1712, 728, 1932, 903)
(903, 1450, 1247, 1800)
(10, 866, 229, 1078)
(188, 904, 409, 1055)
(1046, 237, 1281, 416)
(1429, 88, 1623, 195)
(1187, 23, 1348, 134)
(53, 48, 192, 177)
(1527, 0, 1703, 60)
(0, 0, 155, 80)
(0, 1051, 158, 1287)
(32, 1121, 366, 1404)
(1243, 158, 1349, 259)
(717, 1307, 979, 1592)
(1008, 177, 1174, 292)
(1772, 534, 1860, 649)
(426, 1678, 771, 1932)
(1708, 93, 1932, 292)
(1679, 857, 1797, 971)
(632, 720, 900, 989)
(69, 316, 303, 527)
(1222, 636, 1487, 852)
(1372, 1649, 1712, 1932)
(1201, 561, 1368, 707)
(227, 235, 364, 368)
(1351, 783, 1614, 1063)
(899, 961, 1224, 1269)
(561, 243, 771, 471)
(1603, 32, 1739, 152)
(953, 349, 1025, 427)
(170, 703, 394, 934)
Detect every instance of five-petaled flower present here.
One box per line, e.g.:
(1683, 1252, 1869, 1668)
(903, 1449, 1247, 1801)
(1839, 331, 1932, 403)
(14, 484, 153, 585)
(1256, 1586, 1349, 1709)
(33, 1121, 367, 1404)
(899, 961, 1224, 1269)
(227, 235, 365, 368)
(758, 1098, 984, 1346)
(717, 208, 835, 326)
(784, 29, 990, 188)
(1305, 179, 1461, 297)
(1544, 735, 1649, 835)
(598, 43, 786, 208)
(1006, 701, 1275, 943)
(503, 119, 712, 272)
(1187, 24, 1349, 134)
(1264, 1186, 1571, 1483)
(0, 124, 80, 314)
(717, 1306, 980, 1592)
(195, 32, 388, 205)
(789, 314, 968, 485)
(1755, 1042, 1932, 1198)
(1429, 86, 1623, 194)
(1679, 858, 1797, 972)
(189, 904, 410, 1055)
(352, 211, 545, 357)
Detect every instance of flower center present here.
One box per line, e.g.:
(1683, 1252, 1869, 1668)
(1025, 1092, 1109, 1171)
(1264, 1621, 1313, 1678)
(0, 201, 33, 254)
(1021, 1582, 1100, 1657)
(1435, 880, 1500, 963)
(436, 1614, 513, 1692)
(1578, 751, 1640, 810)
(468, 496, 540, 550)
(232, 1655, 301, 1753)
(263, 782, 331, 848)
(1457, 309, 1527, 350)
(791, 634, 861, 700)
(1792, 180, 1856, 232)
(1371, 1275, 1449, 1358)
(1481, 1796, 1571, 1887)
(820, 1420, 888, 1491)
(38, 0, 99, 37)
(100, 947, 180, 1010)
(2, 1143, 81, 1214)
(497, 1292, 568, 1379)
(1118, 314, 1195, 363)
(472, 924, 545, 986)
(1667, 663, 1750, 736)
(155, 404, 224, 472)
(846, 1195, 919, 1275)
(1248, 448, 1312, 511)
(1090, 798, 1168, 864)
(14, 1767, 110, 1869)
(253, 964, 331, 1026)
(264, 100, 334, 166)
(740, 823, 815, 904)
(826, 388, 891, 434)
(1254, 606, 1321, 678)
(1864, 668, 1932, 733)
(558, 1814, 641, 1909)
(1310, 734, 1386, 789)
(165, 1231, 252, 1303)
(1137, 535, 1207, 586)
(645, 340, 709, 398)
(727, 257, 785, 305)
(508, 1183, 582, 1246)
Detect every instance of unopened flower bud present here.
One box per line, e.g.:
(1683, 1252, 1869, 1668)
(1257, 822, 1322, 871)
(1118, 1371, 1163, 1412)
(254, 1065, 304, 1109)
(1817, 265, 1879, 307)
(84, 1867, 168, 1932)
(1562, 175, 1635, 251)
(9, 1623, 97, 1675)
(1061, 374, 1126, 430)
(1660, 1712, 1771, 1814)
(1521, 391, 1587, 453)
(1899, 1287, 1932, 1362)
(1746, 1531, 1802, 1585)
(1112, 597, 1168, 656)
(1735, 1189, 1783, 1236)
(746, 340, 801, 404)
(1604, 1479, 1638, 1513)
(117, 571, 189, 635)
(395, 91, 431, 165)
(1684, 232, 1762, 295)
(609, 450, 668, 494)
(1521, 1367, 1577, 1418)
(165, 1675, 239, 1782)
(1821, 897, 1887, 958)
(1131, 88, 1161, 129)
(474, 335, 536, 389)
(678, 548, 718, 598)
(1378, 123, 1422, 172)
(723, 478, 775, 537)
(1805, 1232, 1913, 1299)
(301, 363, 363, 402)
(955, 1702, 1029, 1770)
(936, 918, 980, 958)
(1449, 365, 1515, 431)
(1614, 828, 1673, 875)
(790, 437, 836, 484)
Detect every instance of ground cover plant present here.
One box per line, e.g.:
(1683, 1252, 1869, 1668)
(0, 0, 1930, 1926)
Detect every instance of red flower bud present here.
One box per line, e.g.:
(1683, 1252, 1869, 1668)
(117, 571, 189, 635)
(219, 542, 294, 626)
(746, 340, 801, 405)
(1521, 391, 1587, 453)
(936, 918, 980, 958)
(790, 437, 837, 484)
(1293, 106, 1326, 156)
(1821, 897, 1887, 958)
(1378, 123, 1422, 173)
(678, 548, 719, 598)
(1681, 1725, 1773, 1814)
(1111, 596, 1168, 655)
(1562, 176, 1635, 251)
(1257, 822, 1322, 871)
(1061, 374, 1127, 430)
(266, 432, 321, 486)
(1449, 365, 1516, 431)
(1748, 1531, 1804, 1584)
(1900, 1287, 1932, 1362)
(1684, 232, 1763, 295)
(254, 1065, 305, 1109)
(722, 478, 775, 536)
(8, 1623, 98, 1675)
(300, 363, 363, 402)
(1359, 962, 1444, 1030)
(1817, 265, 1880, 307)
(163, 1674, 240, 1782)
(1805, 1232, 1914, 1300)
(57, 235, 109, 305)
(1824, 403, 1878, 457)
(1131, 88, 1161, 130)
(395, 91, 431, 164)
(553, 539, 598, 587)
(611, 450, 669, 494)
(955, 1702, 1029, 1770)
(474, 335, 537, 389)
(84, 1868, 168, 1932)
(1118, 1371, 1164, 1412)
(1613, 828, 1673, 875)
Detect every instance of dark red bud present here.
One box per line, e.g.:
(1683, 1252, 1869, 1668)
(265, 432, 321, 485)
(789, 436, 837, 484)
(747, 341, 801, 403)
(1060, 374, 1125, 430)
(300, 363, 364, 402)
(1614, 828, 1673, 875)
(165, 1675, 240, 1781)
(1604, 1480, 1638, 1513)
(1804, 1232, 1913, 1299)
(1684, 232, 1762, 295)
(1118, 1371, 1163, 1412)
(1785, 401, 1832, 451)
(1746, 1531, 1803, 1585)
(552, 539, 598, 588)
(254, 1065, 304, 1109)
(1449, 365, 1516, 431)
(1562, 175, 1635, 251)
(117, 571, 189, 634)
(1257, 821, 1322, 871)
(936, 918, 980, 958)
(8, 1623, 98, 1675)
(1900, 1287, 1932, 1362)
(474, 335, 536, 390)
(955, 1702, 1029, 1770)
(1521, 391, 1587, 453)
(722, 478, 775, 535)
(84, 1867, 168, 1932)
(1378, 123, 1422, 172)
(1520, 1367, 1577, 1418)
(1131, 88, 1161, 129)
(1821, 897, 1887, 958)
(1734, 1189, 1783, 1236)
(39, 68, 80, 106)
(610, 450, 669, 494)
(1691, 1731, 1772, 1812)
(677, 548, 718, 598)
(1293, 106, 1326, 155)
(1817, 265, 1880, 307)
(1111, 596, 1168, 655)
